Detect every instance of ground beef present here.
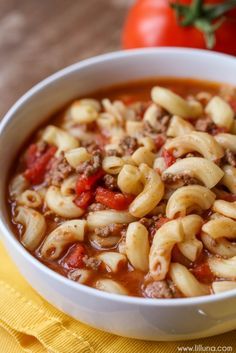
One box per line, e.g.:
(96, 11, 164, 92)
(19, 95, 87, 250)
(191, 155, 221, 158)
(87, 202, 107, 212)
(82, 255, 101, 270)
(195, 117, 212, 132)
(84, 142, 101, 154)
(106, 149, 122, 157)
(139, 216, 160, 238)
(144, 115, 170, 134)
(195, 117, 224, 135)
(225, 149, 236, 167)
(103, 174, 118, 190)
(76, 150, 102, 176)
(130, 101, 151, 120)
(45, 153, 73, 186)
(94, 223, 126, 238)
(119, 136, 138, 155)
(144, 280, 174, 299)
(162, 173, 200, 186)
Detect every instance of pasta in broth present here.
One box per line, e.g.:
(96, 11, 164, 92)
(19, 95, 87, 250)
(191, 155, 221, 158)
(8, 79, 236, 298)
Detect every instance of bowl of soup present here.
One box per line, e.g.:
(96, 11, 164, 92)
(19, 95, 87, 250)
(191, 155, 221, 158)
(1, 48, 236, 341)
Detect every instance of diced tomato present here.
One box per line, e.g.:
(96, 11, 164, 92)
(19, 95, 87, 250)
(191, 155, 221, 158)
(24, 145, 57, 184)
(74, 191, 94, 209)
(25, 144, 38, 168)
(229, 99, 236, 113)
(95, 187, 134, 210)
(76, 169, 104, 195)
(155, 135, 166, 151)
(192, 262, 214, 284)
(155, 216, 170, 229)
(63, 244, 86, 269)
(162, 149, 176, 167)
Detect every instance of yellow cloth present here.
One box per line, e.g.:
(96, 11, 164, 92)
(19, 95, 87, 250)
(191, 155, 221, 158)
(0, 241, 235, 353)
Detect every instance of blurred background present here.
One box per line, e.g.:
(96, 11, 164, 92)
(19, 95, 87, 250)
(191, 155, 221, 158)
(2, 0, 236, 117)
(0, 0, 133, 116)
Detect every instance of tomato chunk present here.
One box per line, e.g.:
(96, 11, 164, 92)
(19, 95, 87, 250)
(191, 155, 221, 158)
(229, 99, 236, 113)
(74, 191, 94, 209)
(24, 145, 57, 184)
(192, 262, 214, 284)
(63, 244, 86, 269)
(95, 187, 134, 210)
(155, 135, 166, 151)
(25, 144, 38, 168)
(162, 149, 176, 167)
(76, 169, 104, 195)
(155, 216, 170, 229)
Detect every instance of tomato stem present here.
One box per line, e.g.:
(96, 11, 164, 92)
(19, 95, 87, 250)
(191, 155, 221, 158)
(171, 0, 236, 49)
(181, 0, 203, 26)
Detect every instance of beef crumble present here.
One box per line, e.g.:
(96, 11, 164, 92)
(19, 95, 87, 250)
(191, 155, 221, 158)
(224, 149, 236, 167)
(144, 115, 170, 134)
(119, 136, 138, 155)
(143, 280, 174, 299)
(139, 216, 160, 238)
(87, 202, 107, 212)
(94, 223, 126, 238)
(82, 255, 101, 270)
(76, 150, 102, 177)
(45, 153, 72, 186)
(162, 173, 200, 186)
(103, 174, 118, 190)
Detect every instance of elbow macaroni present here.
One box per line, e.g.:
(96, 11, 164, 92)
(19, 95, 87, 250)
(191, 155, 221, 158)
(41, 220, 86, 260)
(151, 86, 203, 118)
(15, 206, 46, 251)
(205, 96, 234, 130)
(125, 222, 150, 271)
(166, 185, 215, 218)
(129, 163, 164, 217)
(162, 157, 224, 189)
(165, 132, 224, 161)
(149, 219, 184, 280)
(45, 186, 84, 218)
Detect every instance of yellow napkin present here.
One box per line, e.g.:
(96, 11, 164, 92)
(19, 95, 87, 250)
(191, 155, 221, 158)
(0, 241, 235, 353)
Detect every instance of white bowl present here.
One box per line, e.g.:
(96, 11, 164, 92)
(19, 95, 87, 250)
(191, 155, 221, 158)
(1, 48, 236, 341)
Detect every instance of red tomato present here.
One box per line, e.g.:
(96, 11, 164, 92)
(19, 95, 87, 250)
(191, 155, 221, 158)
(122, 0, 236, 55)
(155, 134, 166, 150)
(24, 145, 57, 184)
(76, 169, 104, 195)
(155, 216, 170, 229)
(192, 262, 214, 283)
(162, 148, 176, 167)
(229, 99, 236, 112)
(74, 191, 94, 209)
(25, 144, 38, 168)
(63, 244, 86, 269)
(95, 187, 134, 210)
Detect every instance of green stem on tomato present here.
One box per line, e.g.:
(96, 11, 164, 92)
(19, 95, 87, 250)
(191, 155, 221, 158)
(171, 0, 236, 49)
(181, 0, 203, 26)
(203, 0, 236, 20)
